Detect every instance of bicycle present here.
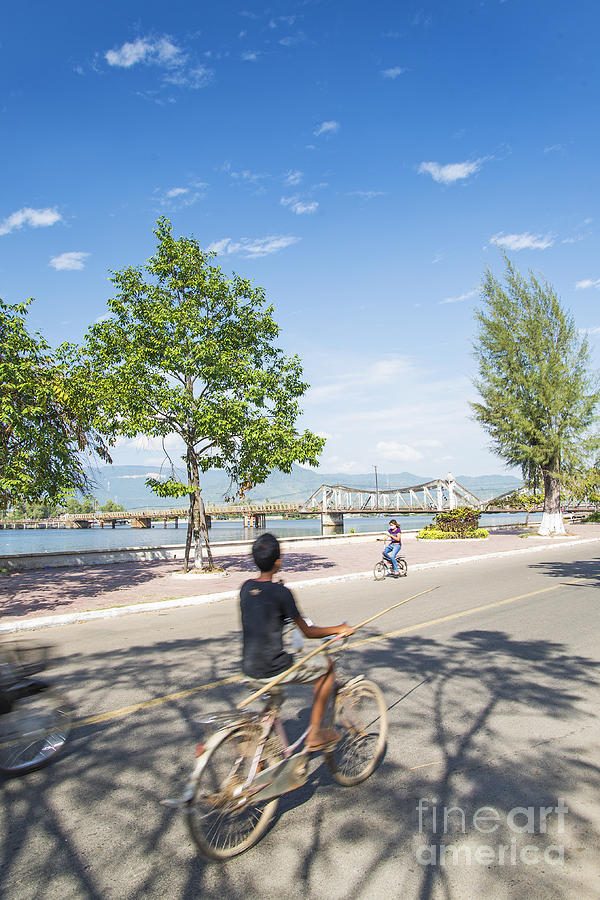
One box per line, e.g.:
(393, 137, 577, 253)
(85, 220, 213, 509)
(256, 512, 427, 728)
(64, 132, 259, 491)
(374, 553, 407, 580)
(0, 641, 72, 777)
(163, 641, 388, 860)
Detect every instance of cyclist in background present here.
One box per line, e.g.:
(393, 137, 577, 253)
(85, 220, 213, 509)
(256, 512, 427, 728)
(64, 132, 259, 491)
(382, 519, 403, 577)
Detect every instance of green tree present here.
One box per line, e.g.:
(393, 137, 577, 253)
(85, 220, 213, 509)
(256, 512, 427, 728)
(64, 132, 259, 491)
(83, 218, 324, 570)
(0, 298, 110, 514)
(100, 499, 125, 513)
(472, 257, 600, 535)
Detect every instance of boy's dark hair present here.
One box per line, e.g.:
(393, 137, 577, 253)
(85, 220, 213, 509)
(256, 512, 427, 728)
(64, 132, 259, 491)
(252, 532, 281, 572)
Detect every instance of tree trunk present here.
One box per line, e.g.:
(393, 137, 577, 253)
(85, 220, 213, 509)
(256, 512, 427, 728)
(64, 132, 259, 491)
(188, 450, 214, 570)
(538, 465, 566, 536)
(183, 492, 194, 573)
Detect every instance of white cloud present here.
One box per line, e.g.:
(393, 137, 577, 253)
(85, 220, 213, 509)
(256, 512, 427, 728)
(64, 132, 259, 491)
(381, 66, 405, 79)
(418, 159, 483, 184)
(50, 251, 90, 271)
(579, 326, 600, 336)
(241, 51, 259, 61)
(376, 441, 424, 462)
(320, 456, 365, 474)
(284, 170, 303, 186)
(306, 356, 414, 404)
(0, 207, 62, 236)
(207, 235, 300, 258)
(490, 232, 554, 250)
(105, 36, 184, 69)
(156, 181, 207, 208)
(439, 288, 478, 305)
(164, 65, 213, 89)
(280, 196, 318, 215)
(314, 120, 340, 137)
(346, 190, 386, 199)
(576, 278, 600, 290)
(105, 36, 212, 90)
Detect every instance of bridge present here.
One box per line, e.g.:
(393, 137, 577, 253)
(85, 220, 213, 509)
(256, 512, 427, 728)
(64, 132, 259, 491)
(1, 477, 490, 533)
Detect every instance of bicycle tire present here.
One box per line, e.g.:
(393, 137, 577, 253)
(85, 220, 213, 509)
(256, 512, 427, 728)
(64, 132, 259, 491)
(325, 679, 387, 786)
(397, 558, 408, 577)
(373, 561, 387, 581)
(0, 688, 72, 777)
(186, 723, 283, 860)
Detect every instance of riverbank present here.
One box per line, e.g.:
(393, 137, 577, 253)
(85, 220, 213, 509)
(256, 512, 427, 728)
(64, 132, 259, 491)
(2, 523, 600, 632)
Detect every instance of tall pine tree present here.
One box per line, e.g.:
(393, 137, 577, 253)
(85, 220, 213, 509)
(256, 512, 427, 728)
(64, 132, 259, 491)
(472, 256, 599, 535)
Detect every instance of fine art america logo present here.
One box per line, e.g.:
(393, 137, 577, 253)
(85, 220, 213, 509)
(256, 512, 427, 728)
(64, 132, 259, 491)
(416, 798, 567, 866)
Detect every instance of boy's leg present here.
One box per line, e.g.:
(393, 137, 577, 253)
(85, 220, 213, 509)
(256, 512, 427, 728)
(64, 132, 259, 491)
(306, 660, 339, 750)
(390, 543, 401, 572)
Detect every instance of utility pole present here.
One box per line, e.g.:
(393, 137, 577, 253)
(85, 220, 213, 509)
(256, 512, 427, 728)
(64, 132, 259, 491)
(374, 465, 379, 511)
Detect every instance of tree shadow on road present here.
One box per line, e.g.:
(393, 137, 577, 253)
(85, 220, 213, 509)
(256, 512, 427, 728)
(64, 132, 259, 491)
(0, 626, 598, 899)
(529, 556, 600, 588)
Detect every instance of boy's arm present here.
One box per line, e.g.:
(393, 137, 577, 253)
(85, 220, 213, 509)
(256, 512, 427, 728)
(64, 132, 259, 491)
(294, 617, 354, 639)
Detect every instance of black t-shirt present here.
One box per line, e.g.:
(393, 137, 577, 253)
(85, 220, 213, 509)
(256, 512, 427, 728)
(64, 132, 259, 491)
(240, 579, 301, 679)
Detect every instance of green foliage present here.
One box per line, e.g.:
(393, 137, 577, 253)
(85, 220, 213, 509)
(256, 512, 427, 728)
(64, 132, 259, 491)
(145, 477, 191, 499)
(471, 257, 600, 512)
(583, 511, 600, 523)
(84, 217, 324, 482)
(99, 499, 125, 513)
(417, 527, 489, 540)
(0, 298, 110, 513)
(434, 506, 481, 535)
(564, 466, 600, 506)
(492, 491, 543, 511)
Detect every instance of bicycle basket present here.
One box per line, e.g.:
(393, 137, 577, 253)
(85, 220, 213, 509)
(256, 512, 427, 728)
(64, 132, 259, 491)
(0, 642, 50, 680)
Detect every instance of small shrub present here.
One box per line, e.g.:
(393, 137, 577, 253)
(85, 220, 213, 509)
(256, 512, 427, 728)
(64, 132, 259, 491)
(417, 527, 488, 540)
(583, 511, 600, 523)
(434, 506, 481, 536)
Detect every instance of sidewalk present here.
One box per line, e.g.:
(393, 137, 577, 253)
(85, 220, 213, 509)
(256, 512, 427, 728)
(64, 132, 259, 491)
(2, 524, 600, 632)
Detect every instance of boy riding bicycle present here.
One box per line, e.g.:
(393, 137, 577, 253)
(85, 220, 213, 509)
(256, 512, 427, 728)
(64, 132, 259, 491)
(240, 533, 354, 752)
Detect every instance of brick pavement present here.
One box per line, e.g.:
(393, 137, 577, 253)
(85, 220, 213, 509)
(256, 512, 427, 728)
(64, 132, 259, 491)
(1, 524, 600, 624)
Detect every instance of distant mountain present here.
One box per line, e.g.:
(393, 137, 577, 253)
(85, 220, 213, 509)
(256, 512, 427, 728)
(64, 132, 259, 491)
(85, 464, 522, 509)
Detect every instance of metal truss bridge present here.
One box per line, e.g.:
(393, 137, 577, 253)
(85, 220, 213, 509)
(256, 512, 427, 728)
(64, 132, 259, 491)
(302, 478, 483, 515)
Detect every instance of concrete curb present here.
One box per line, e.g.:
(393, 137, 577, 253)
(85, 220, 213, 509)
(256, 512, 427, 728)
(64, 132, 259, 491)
(2, 534, 599, 634)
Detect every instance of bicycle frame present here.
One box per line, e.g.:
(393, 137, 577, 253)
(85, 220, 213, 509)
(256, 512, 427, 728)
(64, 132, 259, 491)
(165, 673, 366, 810)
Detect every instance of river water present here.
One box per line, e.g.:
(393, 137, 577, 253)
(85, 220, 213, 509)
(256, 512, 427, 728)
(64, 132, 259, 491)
(0, 513, 540, 557)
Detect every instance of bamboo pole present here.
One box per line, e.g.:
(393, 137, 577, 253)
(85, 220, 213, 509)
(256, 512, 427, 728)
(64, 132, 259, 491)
(237, 585, 439, 710)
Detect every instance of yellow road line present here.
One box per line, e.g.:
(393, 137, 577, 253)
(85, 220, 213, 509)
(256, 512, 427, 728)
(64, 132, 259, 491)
(347, 583, 562, 650)
(73, 583, 562, 731)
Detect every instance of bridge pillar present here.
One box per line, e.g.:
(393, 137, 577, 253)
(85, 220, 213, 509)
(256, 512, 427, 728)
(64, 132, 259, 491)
(321, 512, 344, 534)
(72, 519, 90, 529)
(131, 517, 152, 529)
(244, 513, 266, 529)
(111, 520, 116, 529)
(174, 517, 179, 529)
(205, 514, 212, 529)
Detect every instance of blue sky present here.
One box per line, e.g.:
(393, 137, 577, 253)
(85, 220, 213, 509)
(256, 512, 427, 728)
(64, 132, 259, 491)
(2, 0, 599, 477)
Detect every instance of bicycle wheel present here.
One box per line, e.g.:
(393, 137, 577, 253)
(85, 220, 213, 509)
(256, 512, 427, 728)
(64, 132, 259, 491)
(186, 723, 283, 860)
(397, 558, 408, 577)
(0, 689, 72, 777)
(325, 679, 387, 786)
(373, 561, 387, 581)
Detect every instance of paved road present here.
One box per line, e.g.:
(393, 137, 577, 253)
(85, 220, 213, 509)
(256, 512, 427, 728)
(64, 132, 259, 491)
(1, 543, 599, 899)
